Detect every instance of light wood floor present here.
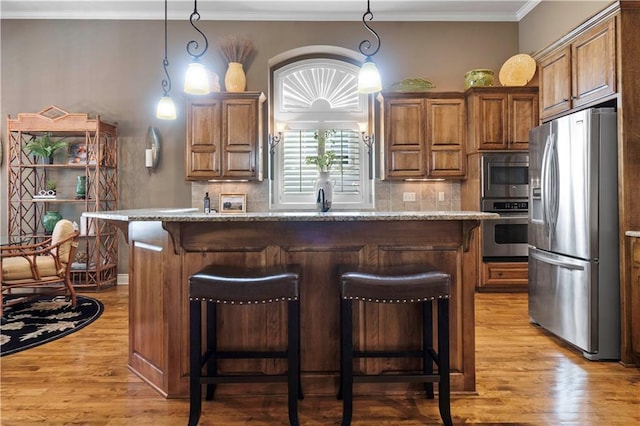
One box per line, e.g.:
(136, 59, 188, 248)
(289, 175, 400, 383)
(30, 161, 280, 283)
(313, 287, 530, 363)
(1, 285, 639, 425)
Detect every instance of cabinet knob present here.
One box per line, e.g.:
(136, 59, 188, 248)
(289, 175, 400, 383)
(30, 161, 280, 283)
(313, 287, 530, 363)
(570, 96, 577, 100)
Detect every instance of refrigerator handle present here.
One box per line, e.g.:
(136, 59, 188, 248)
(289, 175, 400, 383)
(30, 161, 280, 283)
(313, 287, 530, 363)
(540, 134, 552, 234)
(548, 136, 559, 236)
(529, 249, 585, 271)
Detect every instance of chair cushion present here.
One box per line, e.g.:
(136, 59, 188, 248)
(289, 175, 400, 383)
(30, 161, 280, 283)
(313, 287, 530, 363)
(1, 255, 62, 282)
(51, 219, 75, 264)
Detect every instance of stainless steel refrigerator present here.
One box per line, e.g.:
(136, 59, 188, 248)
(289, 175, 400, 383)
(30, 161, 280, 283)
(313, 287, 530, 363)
(528, 107, 620, 360)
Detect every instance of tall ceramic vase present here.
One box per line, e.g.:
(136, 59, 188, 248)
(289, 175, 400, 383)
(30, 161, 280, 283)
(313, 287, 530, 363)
(224, 62, 246, 92)
(314, 171, 333, 212)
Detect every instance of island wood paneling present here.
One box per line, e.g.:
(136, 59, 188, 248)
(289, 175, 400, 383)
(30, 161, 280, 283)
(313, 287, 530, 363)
(120, 218, 479, 398)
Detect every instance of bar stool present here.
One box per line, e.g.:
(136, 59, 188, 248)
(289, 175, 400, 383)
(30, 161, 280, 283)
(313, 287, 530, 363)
(188, 264, 303, 426)
(338, 264, 452, 426)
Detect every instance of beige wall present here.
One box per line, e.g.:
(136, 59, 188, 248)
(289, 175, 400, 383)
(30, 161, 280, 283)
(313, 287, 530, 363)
(1, 19, 522, 272)
(518, 0, 612, 54)
(2, 2, 616, 273)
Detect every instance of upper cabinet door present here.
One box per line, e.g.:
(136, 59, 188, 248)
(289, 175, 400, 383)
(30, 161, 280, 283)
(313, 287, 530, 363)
(383, 98, 426, 179)
(222, 98, 259, 178)
(474, 94, 509, 150)
(571, 18, 616, 108)
(186, 98, 222, 180)
(509, 92, 539, 151)
(539, 46, 572, 119)
(426, 97, 466, 178)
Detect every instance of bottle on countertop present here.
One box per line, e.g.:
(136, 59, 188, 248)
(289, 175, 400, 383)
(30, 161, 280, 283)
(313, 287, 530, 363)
(204, 192, 211, 214)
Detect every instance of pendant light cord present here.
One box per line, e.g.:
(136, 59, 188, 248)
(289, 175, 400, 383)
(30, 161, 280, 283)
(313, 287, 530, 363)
(359, 0, 381, 59)
(186, 0, 209, 60)
(161, 0, 171, 96)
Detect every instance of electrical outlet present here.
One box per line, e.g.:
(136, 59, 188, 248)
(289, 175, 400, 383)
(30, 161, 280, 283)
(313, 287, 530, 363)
(403, 192, 416, 202)
(438, 192, 445, 202)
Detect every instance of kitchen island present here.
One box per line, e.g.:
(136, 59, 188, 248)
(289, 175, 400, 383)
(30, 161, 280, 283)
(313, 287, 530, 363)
(84, 209, 497, 398)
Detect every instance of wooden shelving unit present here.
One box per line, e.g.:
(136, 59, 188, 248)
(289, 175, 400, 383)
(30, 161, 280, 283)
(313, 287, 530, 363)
(6, 106, 118, 290)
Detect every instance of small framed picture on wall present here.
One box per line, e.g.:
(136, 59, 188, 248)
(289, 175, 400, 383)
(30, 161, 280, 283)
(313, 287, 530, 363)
(219, 193, 247, 213)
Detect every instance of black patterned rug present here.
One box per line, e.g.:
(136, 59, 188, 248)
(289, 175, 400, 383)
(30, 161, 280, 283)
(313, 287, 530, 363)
(0, 295, 103, 356)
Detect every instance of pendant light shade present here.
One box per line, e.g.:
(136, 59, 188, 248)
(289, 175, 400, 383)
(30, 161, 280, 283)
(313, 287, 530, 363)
(184, 0, 210, 95)
(156, 95, 177, 120)
(357, 0, 382, 94)
(358, 59, 382, 94)
(184, 61, 210, 94)
(156, 0, 176, 120)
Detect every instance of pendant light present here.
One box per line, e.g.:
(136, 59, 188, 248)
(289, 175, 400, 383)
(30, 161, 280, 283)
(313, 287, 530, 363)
(156, 0, 176, 119)
(357, 0, 382, 94)
(184, 0, 210, 94)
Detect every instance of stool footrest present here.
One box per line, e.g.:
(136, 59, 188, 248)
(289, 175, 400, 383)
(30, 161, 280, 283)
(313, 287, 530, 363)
(353, 373, 440, 384)
(201, 374, 289, 384)
(353, 350, 427, 358)
(206, 350, 289, 360)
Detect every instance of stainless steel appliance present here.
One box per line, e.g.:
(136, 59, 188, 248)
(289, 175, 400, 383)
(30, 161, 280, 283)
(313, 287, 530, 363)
(481, 199, 528, 259)
(482, 152, 529, 199)
(528, 107, 620, 360)
(480, 153, 529, 260)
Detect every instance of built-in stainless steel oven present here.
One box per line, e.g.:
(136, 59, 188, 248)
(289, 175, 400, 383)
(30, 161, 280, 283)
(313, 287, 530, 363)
(481, 199, 529, 259)
(482, 152, 529, 199)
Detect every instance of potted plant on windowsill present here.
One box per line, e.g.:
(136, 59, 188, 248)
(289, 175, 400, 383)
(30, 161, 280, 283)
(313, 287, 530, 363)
(25, 132, 68, 164)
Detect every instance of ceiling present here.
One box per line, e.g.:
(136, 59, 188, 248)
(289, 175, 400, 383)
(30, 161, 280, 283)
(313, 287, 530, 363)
(1, 0, 540, 22)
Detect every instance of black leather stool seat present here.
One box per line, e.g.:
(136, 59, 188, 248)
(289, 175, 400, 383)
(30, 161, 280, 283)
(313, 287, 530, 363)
(340, 264, 450, 302)
(188, 264, 303, 426)
(190, 264, 301, 303)
(338, 264, 453, 426)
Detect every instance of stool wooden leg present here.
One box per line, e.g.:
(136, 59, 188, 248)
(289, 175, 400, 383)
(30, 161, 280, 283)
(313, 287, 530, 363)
(340, 298, 353, 426)
(287, 300, 300, 426)
(437, 298, 453, 426)
(205, 303, 217, 401)
(297, 299, 304, 401)
(188, 300, 202, 426)
(423, 300, 435, 399)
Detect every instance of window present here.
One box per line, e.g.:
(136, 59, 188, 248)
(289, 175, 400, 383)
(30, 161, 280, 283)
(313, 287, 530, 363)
(270, 57, 374, 210)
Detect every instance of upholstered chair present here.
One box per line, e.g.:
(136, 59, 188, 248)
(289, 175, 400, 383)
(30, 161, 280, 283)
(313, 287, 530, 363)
(1, 219, 79, 316)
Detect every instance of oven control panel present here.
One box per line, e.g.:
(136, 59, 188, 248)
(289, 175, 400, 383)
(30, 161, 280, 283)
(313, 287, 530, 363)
(481, 199, 528, 212)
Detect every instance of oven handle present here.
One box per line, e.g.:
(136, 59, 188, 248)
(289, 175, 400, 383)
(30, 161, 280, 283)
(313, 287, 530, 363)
(485, 213, 528, 220)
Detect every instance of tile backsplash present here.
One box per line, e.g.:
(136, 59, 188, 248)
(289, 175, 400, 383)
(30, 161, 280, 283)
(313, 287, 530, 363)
(191, 180, 461, 213)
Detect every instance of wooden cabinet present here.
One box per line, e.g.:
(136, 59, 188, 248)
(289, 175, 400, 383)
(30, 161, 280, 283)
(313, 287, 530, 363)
(466, 87, 539, 152)
(631, 237, 640, 360)
(381, 92, 466, 179)
(6, 106, 118, 290)
(480, 261, 528, 292)
(426, 97, 466, 177)
(539, 17, 616, 120)
(185, 92, 265, 181)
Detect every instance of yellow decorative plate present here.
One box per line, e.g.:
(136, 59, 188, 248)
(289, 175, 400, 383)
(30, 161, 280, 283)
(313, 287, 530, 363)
(499, 54, 536, 86)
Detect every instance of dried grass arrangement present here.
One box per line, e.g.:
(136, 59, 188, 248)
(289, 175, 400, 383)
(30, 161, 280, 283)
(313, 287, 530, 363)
(217, 35, 255, 65)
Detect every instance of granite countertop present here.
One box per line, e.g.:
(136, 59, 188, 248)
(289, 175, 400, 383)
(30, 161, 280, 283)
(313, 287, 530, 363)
(83, 208, 499, 222)
(626, 231, 640, 238)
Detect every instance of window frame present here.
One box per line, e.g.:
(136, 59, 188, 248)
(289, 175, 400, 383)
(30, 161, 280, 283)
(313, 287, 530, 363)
(269, 55, 374, 211)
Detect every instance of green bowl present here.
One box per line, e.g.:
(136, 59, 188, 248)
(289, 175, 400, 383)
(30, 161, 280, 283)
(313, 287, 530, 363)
(464, 69, 494, 89)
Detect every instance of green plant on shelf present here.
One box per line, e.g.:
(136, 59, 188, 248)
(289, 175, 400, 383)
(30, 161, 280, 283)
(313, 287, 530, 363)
(25, 133, 67, 163)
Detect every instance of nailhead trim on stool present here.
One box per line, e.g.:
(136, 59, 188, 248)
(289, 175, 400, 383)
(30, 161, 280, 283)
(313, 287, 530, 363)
(338, 264, 453, 426)
(188, 264, 303, 426)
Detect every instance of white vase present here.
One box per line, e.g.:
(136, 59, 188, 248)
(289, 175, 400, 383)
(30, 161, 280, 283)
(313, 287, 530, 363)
(314, 171, 333, 212)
